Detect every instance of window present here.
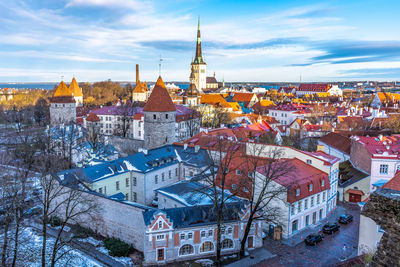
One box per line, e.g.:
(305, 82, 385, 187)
(321, 179, 325, 187)
(169, 170, 172, 179)
(162, 173, 165, 182)
(133, 192, 137, 202)
(165, 114, 168, 119)
(180, 233, 185, 240)
(291, 204, 295, 215)
(126, 178, 129, 187)
(138, 130, 141, 136)
(175, 168, 178, 176)
(179, 244, 194, 256)
(309, 184, 313, 191)
(311, 196, 314, 207)
(201, 231, 206, 237)
(319, 209, 323, 220)
(297, 201, 302, 213)
(99, 187, 103, 194)
(296, 188, 300, 196)
(189, 171, 193, 176)
(116, 181, 120, 191)
(323, 192, 326, 201)
(243, 187, 249, 193)
(155, 175, 158, 184)
(317, 194, 320, 204)
(133, 177, 137, 186)
(304, 199, 308, 210)
(306, 159, 312, 164)
(222, 239, 233, 249)
(188, 233, 193, 239)
(208, 230, 213, 237)
(104, 186, 106, 194)
(221, 227, 225, 234)
(200, 242, 214, 252)
(227, 227, 233, 234)
(153, 114, 157, 119)
(156, 234, 165, 240)
(379, 164, 388, 174)
(232, 184, 237, 190)
(125, 193, 128, 200)
(305, 215, 310, 226)
(236, 170, 241, 175)
(158, 221, 163, 229)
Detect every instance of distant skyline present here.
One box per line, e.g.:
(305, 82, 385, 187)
(0, 0, 399, 82)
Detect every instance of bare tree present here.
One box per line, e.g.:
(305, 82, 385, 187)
(237, 144, 295, 257)
(195, 138, 246, 266)
(52, 123, 84, 168)
(184, 109, 202, 139)
(114, 103, 134, 138)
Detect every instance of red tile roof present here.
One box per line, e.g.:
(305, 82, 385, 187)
(257, 158, 330, 203)
(298, 84, 331, 92)
(382, 171, 400, 191)
(232, 93, 257, 103)
(319, 132, 351, 155)
(353, 135, 400, 159)
(86, 113, 100, 122)
(143, 76, 176, 112)
(50, 96, 75, 103)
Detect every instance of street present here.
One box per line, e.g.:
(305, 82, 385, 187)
(255, 203, 360, 267)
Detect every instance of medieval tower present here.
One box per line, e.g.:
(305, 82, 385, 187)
(143, 76, 176, 150)
(191, 18, 206, 93)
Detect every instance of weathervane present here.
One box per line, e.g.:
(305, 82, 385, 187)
(159, 55, 163, 76)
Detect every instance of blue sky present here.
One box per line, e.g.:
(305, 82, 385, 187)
(0, 0, 399, 82)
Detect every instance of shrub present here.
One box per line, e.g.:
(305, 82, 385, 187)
(71, 224, 95, 238)
(104, 237, 131, 257)
(49, 216, 62, 227)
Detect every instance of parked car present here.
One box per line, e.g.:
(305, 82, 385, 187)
(25, 206, 42, 216)
(338, 214, 353, 224)
(323, 223, 340, 234)
(305, 234, 323, 246)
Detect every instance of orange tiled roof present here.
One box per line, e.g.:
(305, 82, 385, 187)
(232, 92, 257, 102)
(133, 81, 148, 93)
(259, 100, 275, 107)
(200, 94, 232, 108)
(53, 81, 73, 97)
(68, 77, 83, 97)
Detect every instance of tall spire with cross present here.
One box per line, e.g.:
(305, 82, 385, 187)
(193, 17, 205, 64)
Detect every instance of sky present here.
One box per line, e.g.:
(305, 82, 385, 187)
(0, 0, 399, 83)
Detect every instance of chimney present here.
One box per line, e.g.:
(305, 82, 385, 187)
(136, 64, 139, 84)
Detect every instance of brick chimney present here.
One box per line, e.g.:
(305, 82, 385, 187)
(136, 64, 139, 84)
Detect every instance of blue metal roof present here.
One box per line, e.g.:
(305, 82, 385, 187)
(109, 192, 126, 201)
(373, 179, 387, 188)
(143, 202, 245, 228)
(58, 144, 211, 184)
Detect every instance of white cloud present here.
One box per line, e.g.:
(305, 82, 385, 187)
(65, 0, 148, 10)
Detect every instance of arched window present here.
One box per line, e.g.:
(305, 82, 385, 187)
(200, 241, 214, 252)
(179, 244, 194, 256)
(153, 114, 157, 120)
(222, 239, 233, 249)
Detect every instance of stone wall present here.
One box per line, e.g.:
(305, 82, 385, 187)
(50, 103, 76, 125)
(108, 135, 144, 156)
(144, 111, 175, 150)
(361, 188, 400, 266)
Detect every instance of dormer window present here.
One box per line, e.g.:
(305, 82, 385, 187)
(321, 180, 325, 187)
(296, 188, 300, 196)
(306, 159, 312, 164)
(236, 170, 241, 175)
(309, 184, 313, 191)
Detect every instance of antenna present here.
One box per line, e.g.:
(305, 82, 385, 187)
(159, 55, 163, 77)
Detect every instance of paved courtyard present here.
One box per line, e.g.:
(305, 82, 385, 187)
(254, 202, 361, 267)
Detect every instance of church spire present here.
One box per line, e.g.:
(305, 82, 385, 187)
(193, 17, 205, 64)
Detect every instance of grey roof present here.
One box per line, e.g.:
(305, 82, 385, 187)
(143, 202, 245, 228)
(339, 160, 369, 188)
(155, 180, 240, 207)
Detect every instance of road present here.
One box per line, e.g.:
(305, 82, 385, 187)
(255, 203, 360, 267)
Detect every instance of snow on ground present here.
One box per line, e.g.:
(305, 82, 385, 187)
(0, 227, 103, 266)
(96, 246, 133, 266)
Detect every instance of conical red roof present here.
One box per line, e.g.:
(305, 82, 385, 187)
(143, 76, 176, 112)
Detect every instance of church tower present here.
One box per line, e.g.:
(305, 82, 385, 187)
(183, 65, 200, 106)
(143, 76, 176, 150)
(191, 18, 206, 93)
